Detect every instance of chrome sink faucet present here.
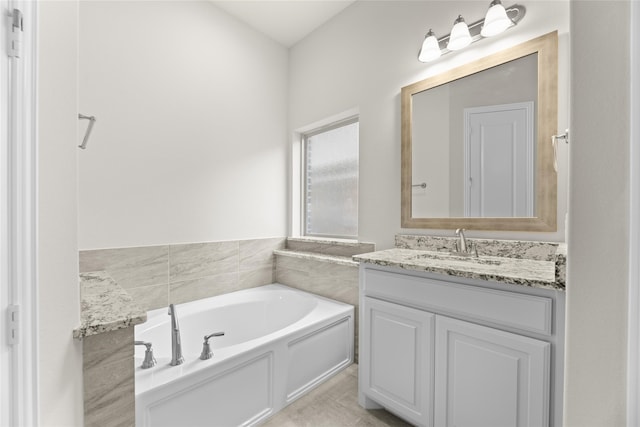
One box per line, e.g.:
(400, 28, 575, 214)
(168, 303, 184, 366)
(454, 228, 478, 257)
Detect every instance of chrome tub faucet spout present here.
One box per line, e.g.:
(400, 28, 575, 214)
(168, 303, 184, 366)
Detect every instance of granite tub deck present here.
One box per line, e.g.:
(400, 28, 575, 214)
(74, 271, 147, 339)
(354, 235, 567, 291)
(74, 271, 147, 427)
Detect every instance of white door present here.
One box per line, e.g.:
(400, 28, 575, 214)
(464, 102, 535, 217)
(434, 316, 550, 427)
(360, 297, 434, 427)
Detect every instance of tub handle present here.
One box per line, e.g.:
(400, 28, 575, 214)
(134, 340, 157, 369)
(200, 332, 225, 360)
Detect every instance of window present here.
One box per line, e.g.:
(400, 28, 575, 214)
(303, 118, 359, 238)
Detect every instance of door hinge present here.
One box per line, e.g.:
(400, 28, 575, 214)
(7, 9, 23, 58)
(7, 305, 19, 345)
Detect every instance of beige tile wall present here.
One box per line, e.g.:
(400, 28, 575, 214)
(274, 239, 376, 363)
(275, 255, 359, 305)
(275, 254, 360, 362)
(286, 238, 375, 257)
(83, 327, 135, 427)
(79, 237, 285, 311)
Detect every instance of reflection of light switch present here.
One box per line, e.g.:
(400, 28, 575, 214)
(11, 40, 22, 55)
(8, 304, 20, 345)
(8, 9, 23, 58)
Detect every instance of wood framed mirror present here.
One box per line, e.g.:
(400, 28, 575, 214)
(401, 31, 558, 231)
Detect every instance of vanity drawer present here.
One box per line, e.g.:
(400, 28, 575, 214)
(364, 268, 553, 336)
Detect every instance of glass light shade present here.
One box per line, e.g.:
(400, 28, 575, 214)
(447, 16, 472, 51)
(481, 0, 512, 37)
(418, 30, 441, 62)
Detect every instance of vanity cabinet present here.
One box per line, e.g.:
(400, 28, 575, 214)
(433, 316, 549, 427)
(359, 266, 564, 427)
(362, 297, 434, 426)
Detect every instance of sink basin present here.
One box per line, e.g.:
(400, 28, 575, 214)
(409, 252, 504, 266)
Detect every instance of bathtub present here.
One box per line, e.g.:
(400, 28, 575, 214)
(134, 284, 354, 427)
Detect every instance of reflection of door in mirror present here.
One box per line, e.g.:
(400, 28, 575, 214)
(464, 102, 534, 217)
(411, 53, 537, 218)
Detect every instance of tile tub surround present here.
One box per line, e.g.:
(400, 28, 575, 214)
(74, 273, 143, 427)
(274, 250, 359, 303)
(275, 238, 375, 363)
(276, 251, 360, 361)
(83, 327, 135, 427)
(286, 237, 376, 257)
(79, 237, 286, 311)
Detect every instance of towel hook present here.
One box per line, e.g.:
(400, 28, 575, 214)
(552, 129, 569, 145)
(78, 113, 96, 149)
(551, 129, 569, 172)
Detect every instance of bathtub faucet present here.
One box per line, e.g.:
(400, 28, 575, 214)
(134, 341, 157, 369)
(168, 303, 184, 366)
(200, 332, 225, 360)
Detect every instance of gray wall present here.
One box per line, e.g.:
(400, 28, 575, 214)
(37, 1, 83, 425)
(78, 1, 289, 250)
(565, 1, 630, 425)
(289, 1, 570, 248)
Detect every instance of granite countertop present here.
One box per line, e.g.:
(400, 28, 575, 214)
(274, 249, 359, 267)
(353, 247, 564, 291)
(73, 271, 147, 339)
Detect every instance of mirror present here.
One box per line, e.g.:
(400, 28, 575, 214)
(401, 31, 558, 231)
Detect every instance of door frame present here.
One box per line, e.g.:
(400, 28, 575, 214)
(0, 0, 39, 425)
(628, 2, 640, 426)
(463, 101, 535, 217)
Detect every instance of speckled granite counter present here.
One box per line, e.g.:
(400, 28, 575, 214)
(73, 271, 147, 339)
(354, 236, 566, 291)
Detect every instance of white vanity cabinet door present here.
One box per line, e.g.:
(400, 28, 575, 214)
(434, 316, 551, 427)
(361, 297, 434, 427)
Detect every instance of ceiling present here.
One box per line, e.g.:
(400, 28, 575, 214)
(211, 0, 357, 47)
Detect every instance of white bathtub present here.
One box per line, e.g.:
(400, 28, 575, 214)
(135, 284, 354, 427)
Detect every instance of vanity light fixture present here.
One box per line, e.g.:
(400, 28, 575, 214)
(481, 0, 513, 37)
(417, 2, 526, 62)
(447, 16, 472, 51)
(418, 29, 441, 62)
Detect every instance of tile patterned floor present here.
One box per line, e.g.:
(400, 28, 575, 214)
(262, 364, 412, 427)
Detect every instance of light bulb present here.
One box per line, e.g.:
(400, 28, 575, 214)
(418, 30, 441, 62)
(447, 15, 472, 51)
(481, 0, 512, 37)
